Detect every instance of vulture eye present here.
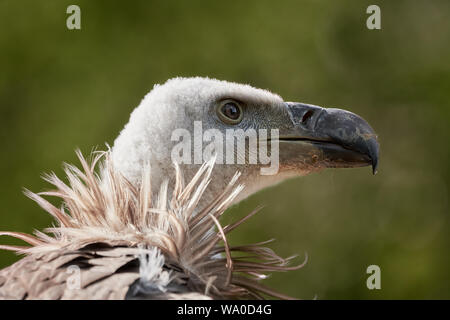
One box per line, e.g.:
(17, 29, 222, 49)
(217, 100, 243, 124)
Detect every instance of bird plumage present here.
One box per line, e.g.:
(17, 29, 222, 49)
(0, 77, 378, 299)
(0, 150, 303, 299)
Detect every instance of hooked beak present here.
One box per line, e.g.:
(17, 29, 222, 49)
(280, 102, 379, 174)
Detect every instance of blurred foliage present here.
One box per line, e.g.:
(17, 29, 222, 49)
(0, 0, 449, 299)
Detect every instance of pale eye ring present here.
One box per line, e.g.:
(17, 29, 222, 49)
(217, 100, 243, 124)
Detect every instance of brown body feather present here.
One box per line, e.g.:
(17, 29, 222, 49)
(0, 150, 304, 299)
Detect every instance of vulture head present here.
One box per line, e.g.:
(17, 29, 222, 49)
(0, 77, 379, 300)
(112, 77, 378, 206)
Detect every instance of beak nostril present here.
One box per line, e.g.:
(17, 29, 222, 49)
(301, 110, 314, 124)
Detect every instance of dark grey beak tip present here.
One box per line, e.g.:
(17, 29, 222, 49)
(372, 160, 378, 175)
(284, 102, 380, 175)
(323, 109, 379, 176)
(371, 150, 379, 175)
(368, 138, 379, 175)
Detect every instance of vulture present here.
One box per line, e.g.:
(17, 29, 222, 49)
(0, 77, 379, 300)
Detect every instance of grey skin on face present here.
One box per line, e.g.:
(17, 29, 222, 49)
(277, 102, 379, 174)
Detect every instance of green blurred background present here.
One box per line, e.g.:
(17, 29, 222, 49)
(0, 0, 449, 299)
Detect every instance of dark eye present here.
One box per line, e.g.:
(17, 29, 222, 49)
(217, 100, 243, 124)
(222, 103, 240, 119)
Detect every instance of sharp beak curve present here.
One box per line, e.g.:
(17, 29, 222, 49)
(282, 102, 380, 174)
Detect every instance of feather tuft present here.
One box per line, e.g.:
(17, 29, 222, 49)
(0, 150, 304, 299)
